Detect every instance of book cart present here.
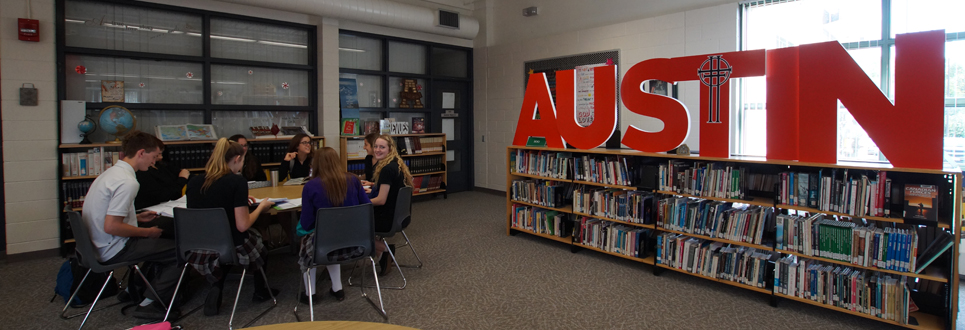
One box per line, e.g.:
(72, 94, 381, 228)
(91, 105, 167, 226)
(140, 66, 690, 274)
(339, 133, 448, 198)
(57, 136, 324, 255)
(506, 146, 960, 330)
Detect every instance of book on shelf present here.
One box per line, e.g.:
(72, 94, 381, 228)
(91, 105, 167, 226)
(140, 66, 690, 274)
(411, 117, 426, 134)
(342, 118, 359, 135)
(512, 203, 573, 238)
(345, 139, 366, 158)
(338, 76, 359, 109)
(579, 216, 653, 258)
(903, 184, 938, 223)
(363, 120, 380, 135)
(914, 229, 953, 273)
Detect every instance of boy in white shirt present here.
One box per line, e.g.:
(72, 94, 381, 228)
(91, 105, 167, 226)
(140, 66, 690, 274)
(81, 130, 181, 320)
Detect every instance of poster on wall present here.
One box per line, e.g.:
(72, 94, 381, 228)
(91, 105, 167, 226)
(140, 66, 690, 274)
(101, 80, 125, 102)
(575, 63, 606, 126)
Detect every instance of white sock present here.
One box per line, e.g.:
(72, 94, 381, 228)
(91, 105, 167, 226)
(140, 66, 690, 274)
(139, 298, 153, 307)
(307, 268, 317, 295)
(327, 264, 342, 292)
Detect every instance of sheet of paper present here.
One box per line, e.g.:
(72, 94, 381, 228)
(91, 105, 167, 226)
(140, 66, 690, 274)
(273, 198, 302, 210)
(442, 118, 454, 141)
(141, 196, 187, 218)
(442, 92, 455, 109)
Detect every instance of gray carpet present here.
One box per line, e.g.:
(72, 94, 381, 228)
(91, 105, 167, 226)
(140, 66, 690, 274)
(0, 191, 958, 329)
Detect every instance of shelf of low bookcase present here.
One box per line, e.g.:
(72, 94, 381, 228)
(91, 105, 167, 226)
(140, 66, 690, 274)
(654, 190, 774, 207)
(510, 200, 572, 213)
(572, 180, 637, 190)
(658, 228, 773, 251)
(571, 210, 656, 229)
(573, 242, 655, 265)
(775, 249, 948, 283)
(347, 157, 366, 161)
(509, 172, 569, 181)
(401, 152, 445, 158)
(509, 227, 572, 244)
(63, 175, 98, 180)
(776, 204, 951, 229)
(412, 171, 446, 176)
(64, 238, 75, 244)
(656, 264, 772, 294)
(773, 292, 943, 330)
(413, 189, 446, 196)
(263, 162, 281, 167)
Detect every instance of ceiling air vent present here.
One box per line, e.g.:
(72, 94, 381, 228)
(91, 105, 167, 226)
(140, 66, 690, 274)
(438, 10, 459, 29)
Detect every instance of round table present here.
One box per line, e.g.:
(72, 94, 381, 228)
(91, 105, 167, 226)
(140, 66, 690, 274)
(249, 185, 305, 200)
(246, 321, 419, 330)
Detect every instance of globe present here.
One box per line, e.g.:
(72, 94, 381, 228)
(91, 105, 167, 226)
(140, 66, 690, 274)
(97, 105, 136, 143)
(77, 118, 95, 134)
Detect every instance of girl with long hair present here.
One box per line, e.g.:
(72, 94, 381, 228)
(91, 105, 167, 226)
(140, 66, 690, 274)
(367, 135, 414, 275)
(279, 133, 314, 181)
(297, 147, 371, 303)
(185, 138, 277, 316)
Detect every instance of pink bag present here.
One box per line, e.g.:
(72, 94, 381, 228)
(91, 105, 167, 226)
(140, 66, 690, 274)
(127, 322, 173, 330)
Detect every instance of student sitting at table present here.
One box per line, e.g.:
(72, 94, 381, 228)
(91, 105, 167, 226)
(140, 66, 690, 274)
(360, 132, 379, 185)
(278, 133, 313, 182)
(134, 138, 189, 238)
(297, 147, 371, 303)
(185, 138, 278, 316)
(228, 134, 267, 182)
(366, 135, 414, 275)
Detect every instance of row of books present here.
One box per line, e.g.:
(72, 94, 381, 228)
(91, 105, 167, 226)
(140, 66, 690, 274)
(656, 197, 773, 246)
(62, 147, 119, 177)
(62, 181, 92, 208)
(164, 145, 215, 170)
(511, 179, 572, 208)
(510, 204, 571, 238)
(573, 155, 631, 186)
(745, 173, 780, 194)
(656, 233, 776, 289)
(403, 157, 445, 175)
(411, 174, 444, 193)
(774, 256, 912, 324)
(576, 216, 652, 259)
(775, 214, 953, 273)
(778, 170, 900, 218)
(572, 187, 654, 225)
(396, 136, 444, 155)
(247, 142, 313, 165)
(659, 160, 747, 199)
(510, 150, 572, 180)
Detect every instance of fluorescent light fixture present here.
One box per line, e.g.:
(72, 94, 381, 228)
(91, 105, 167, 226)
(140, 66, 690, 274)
(151, 28, 169, 33)
(65, 19, 86, 24)
(211, 35, 256, 42)
(170, 31, 185, 35)
(186, 32, 202, 37)
(258, 40, 308, 49)
(213, 81, 247, 85)
(339, 47, 366, 53)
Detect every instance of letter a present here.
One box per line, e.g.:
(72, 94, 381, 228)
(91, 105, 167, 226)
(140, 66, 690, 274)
(512, 72, 565, 147)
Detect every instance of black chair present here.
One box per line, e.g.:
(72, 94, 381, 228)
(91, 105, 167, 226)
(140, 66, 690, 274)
(61, 211, 165, 330)
(293, 204, 386, 321)
(393, 186, 424, 269)
(168, 208, 276, 329)
(349, 186, 413, 290)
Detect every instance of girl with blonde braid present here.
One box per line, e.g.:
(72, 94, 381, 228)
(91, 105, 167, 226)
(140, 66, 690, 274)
(367, 135, 414, 274)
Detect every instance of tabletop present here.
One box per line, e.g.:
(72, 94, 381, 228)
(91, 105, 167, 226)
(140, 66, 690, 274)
(246, 321, 418, 330)
(249, 185, 305, 200)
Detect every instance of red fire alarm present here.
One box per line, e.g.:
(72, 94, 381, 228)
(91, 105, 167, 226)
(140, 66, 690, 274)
(18, 18, 39, 42)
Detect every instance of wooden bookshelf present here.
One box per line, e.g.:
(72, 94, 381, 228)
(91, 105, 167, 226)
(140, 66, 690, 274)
(340, 134, 447, 197)
(509, 227, 572, 244)
(511, 200, 572, 213)
(506, 145, 960, 330)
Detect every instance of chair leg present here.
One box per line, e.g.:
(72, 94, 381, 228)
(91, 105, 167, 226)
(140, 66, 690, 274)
(349, 238, 406, 290)
(398, 230, 424, 269)
(293, 269, 312, 322)
(133, 265, 167, 311)
(163, 264, 189, 322)
(359, 257, 387, 320)
(77, 270, 115, 330)
(61, 269, 125, 320)
(240, 267, 278, 328)
(227, 268, 246, 330)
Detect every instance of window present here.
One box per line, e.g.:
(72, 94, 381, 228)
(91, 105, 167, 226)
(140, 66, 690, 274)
(738, 0, 965, 168)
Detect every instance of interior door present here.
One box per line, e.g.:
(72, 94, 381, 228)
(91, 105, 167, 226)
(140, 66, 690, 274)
(431, 80, 472, 193)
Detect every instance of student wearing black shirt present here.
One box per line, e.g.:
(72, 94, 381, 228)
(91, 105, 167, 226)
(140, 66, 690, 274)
(367, 135, 414, 275)
(228, 134, 267, 181)
(185, 138, 277, 316)
(278, 133, 313, 181)
(135, 140, 189, 239)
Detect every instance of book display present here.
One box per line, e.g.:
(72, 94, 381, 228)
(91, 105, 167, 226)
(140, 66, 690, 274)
(506, 146, 960, 329)
(339, 133, 447, 198)
(57, 136, 324, 251)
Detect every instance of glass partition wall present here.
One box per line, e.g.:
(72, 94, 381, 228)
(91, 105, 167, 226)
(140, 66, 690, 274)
(58, 0, 317, 140)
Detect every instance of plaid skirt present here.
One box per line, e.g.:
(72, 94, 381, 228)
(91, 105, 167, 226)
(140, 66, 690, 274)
(298, 232, 366, 272)
(186, 229, 267, 284)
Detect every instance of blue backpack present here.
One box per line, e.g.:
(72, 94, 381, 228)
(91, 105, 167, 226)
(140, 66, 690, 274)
(53, 257, 119, 306)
